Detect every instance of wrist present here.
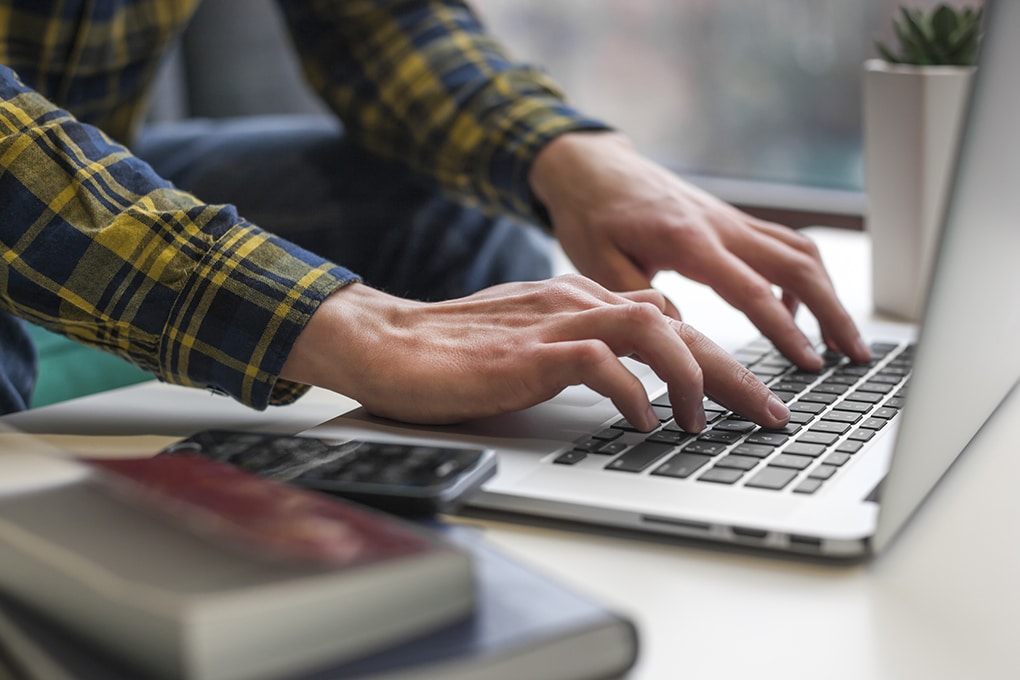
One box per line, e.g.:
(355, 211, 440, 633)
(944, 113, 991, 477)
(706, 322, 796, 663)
(529, 131, 634, 210)
(279, 283, 413, 398)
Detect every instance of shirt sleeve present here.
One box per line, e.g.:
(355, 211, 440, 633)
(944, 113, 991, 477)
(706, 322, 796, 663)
(275, 0, 612, 227)
(0, 65, 360, 410)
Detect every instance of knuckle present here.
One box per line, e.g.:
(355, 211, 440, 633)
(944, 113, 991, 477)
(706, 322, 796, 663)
(620, 301, 665, 325)
(791, 232, 822, 259)
(738, 279, 777, 306)
(785, 252, 824, 287)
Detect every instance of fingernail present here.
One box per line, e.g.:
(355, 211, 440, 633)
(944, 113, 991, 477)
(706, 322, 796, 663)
(643, 405, 659, 432)
(768, 395, 790, 423)
(692, 408, 707, 433)
(802, 342, 824, 368)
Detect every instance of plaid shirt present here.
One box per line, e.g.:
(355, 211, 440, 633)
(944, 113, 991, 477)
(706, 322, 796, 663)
(0, 0, 608, 409)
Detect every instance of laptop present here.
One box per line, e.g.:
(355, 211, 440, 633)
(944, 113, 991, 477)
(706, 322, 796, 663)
(308, 0, 1020, 559)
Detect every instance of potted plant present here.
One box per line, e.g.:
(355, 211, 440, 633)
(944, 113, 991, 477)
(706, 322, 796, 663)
(863, 3, 983, 321)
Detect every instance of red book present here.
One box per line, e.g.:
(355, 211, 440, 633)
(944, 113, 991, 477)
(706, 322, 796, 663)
(85, 455, 433, 568)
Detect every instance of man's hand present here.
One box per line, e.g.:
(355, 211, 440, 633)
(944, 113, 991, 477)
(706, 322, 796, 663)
(281, 278, 789, 432)
(529, 132, 871, 370)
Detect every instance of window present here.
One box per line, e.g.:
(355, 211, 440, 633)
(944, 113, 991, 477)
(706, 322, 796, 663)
(473, 0, 977, 214)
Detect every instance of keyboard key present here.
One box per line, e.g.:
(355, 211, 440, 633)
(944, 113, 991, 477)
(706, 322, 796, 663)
(746, 466, 799, 490)
(884, 397, 906, 409)
(698, 430, 743, 444)
(698, 467, 746, 485)
(787, 371, 822, 383)
(714, 419, 758, 434)
(771, 381, 808, 394)
(849, 391, 884, 404)
(823, 452, 852, 466)
(606, 441, 674, 472)
(761, 422, 803, 435)
(788, 411, 815, 425)
(715, 454, 761, 471)
(872, 407, 898, 420)
(800, 391, 838, 405)
(808, 464, 838, 480)
(825, 374, 860, 385)
(646, 430, 691, 446)
(598, 442, 628, 455)
(796, 431, 839, 446)
(554, 450, 587, 465)
(860, 417, 889, 430)
(783, 442, 826, 457)
(746, 432, 789, 447)
(820, 410, 862, 424)
(857, 382, 894, 394)
(835, 440, 864, 454)
(809, 421, 851, 435)
(651, 405, 675, 422)
(836, 400, 872, 413)
(592, 428, 623, 441)
(731, 443, 775, 458)
(869, 374, 902, 385)
(652, 453, 712, 479)
(790, 401, 826, 414)
(770, 454, 814, 470)
(682, 441, 728, 456)
(610, 418, 647, 432)
(848, 429, 876, 442)
(771, 390, 798, 403)
(812, 383, 849, 395)
(793, 478, 824, 494)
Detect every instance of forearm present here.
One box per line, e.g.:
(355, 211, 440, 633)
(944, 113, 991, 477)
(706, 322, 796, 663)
(0, 65, 358, 408)
(276, 0, 610, 224)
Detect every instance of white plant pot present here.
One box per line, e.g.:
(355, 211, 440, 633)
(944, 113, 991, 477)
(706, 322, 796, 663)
(863, 59, 974, 321)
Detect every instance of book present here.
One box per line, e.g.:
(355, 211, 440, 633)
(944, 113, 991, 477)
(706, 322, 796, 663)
(0, 452, 474, 680)
(0, 523, 639, 680)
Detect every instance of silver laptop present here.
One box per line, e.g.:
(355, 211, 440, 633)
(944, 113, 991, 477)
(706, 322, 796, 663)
(308, 0, 1020, 559)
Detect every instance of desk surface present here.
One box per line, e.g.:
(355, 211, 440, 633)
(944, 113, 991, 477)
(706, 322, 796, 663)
(4, 228, 1018, 680)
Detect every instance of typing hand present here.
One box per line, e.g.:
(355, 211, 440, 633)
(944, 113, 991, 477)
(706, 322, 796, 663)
(281, 278, 789, 432)
(530, 131, 872, 370)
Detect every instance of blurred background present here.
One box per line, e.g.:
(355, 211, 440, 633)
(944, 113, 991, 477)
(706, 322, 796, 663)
(151, 0, 984, 224)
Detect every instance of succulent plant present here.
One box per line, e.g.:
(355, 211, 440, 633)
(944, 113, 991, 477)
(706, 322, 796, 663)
(875, 3, 984, 66)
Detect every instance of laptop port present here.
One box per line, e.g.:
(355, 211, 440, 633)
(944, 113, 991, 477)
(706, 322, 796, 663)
(731, 526, 768, 540)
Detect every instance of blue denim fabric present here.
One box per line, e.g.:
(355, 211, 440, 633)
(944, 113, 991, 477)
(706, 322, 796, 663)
(0, 114, 553, 414)
(0, 312, 37, 413)
(133, 115, 554, 301)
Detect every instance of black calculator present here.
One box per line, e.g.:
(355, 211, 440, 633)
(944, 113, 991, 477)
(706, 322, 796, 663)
(158, 430, 497, 517)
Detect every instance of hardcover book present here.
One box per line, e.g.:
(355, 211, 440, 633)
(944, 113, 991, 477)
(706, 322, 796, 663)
(0, 452, 474, 680)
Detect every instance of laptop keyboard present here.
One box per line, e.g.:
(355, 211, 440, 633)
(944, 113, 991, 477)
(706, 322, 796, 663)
(553, 338, 913, 494)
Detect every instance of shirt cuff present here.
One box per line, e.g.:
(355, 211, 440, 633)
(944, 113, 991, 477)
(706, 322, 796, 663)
(160, 223, 359, 410)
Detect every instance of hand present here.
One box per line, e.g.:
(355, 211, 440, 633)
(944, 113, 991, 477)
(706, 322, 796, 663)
(529, 132, 871, 370)
(280, 278, 790, 432)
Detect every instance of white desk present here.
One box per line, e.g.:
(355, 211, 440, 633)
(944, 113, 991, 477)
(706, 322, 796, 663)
(5, 228, 1019, 680)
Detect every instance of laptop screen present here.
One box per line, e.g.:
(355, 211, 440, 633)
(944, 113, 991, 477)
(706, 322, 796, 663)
(874, 0, 1020, 551)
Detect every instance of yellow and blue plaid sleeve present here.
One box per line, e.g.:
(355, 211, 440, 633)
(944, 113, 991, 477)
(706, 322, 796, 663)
(0, 65, 359, 409)
(276, 0, 612, 227)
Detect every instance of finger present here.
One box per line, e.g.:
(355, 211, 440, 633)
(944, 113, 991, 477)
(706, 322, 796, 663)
(539, 340, 660, 431)
(671, 319, 790, 428)
(614, 288, 682, 321)
(738, 225, 871, 363)
(697, 246, 825, 371)
(781, 289, 801, 318)
(547, 302, 707, 431)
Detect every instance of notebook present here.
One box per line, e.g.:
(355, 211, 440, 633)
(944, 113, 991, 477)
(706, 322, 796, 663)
(306, 0, 1020, 560)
